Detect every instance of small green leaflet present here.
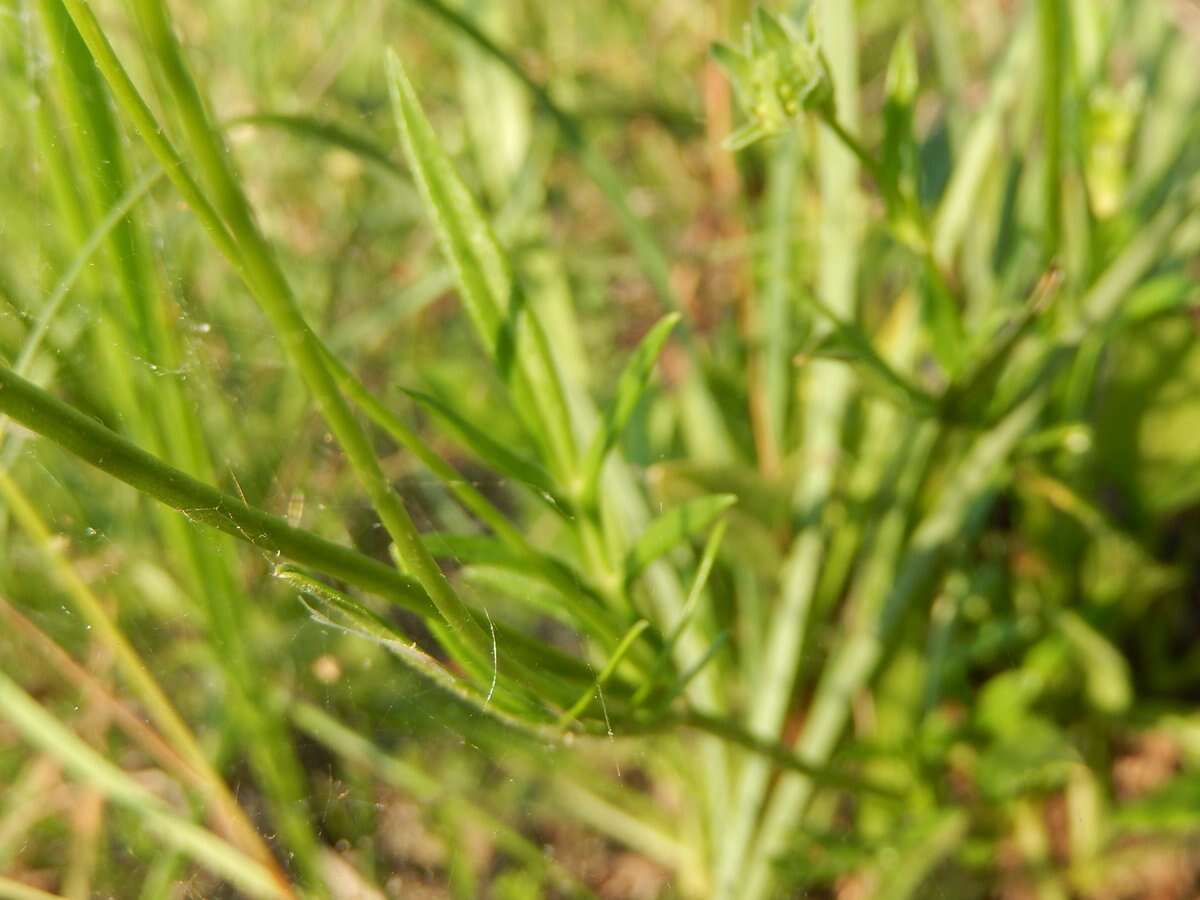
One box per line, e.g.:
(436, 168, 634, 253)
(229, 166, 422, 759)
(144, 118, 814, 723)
(625, 494, 737, 586)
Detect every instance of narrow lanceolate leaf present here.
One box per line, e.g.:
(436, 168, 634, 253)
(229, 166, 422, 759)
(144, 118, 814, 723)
(580, 312, 681, 504)
(402, 388, 562, 504)
(12, 168, 163, 378)
(625, 495, 737, 585)
(0, 364, 435, 619)
(632, 514, 727, 709)
(803, 317, 938, 417)
(386, 50, 577, 480)
(276, 566, 598, 733)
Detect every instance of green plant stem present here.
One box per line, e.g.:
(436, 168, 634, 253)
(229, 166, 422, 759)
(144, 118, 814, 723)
(677, 711, 900, 801)
(59, 0, 483, 652)
(32, 4, 327, 881)
(820, 113, 885, 186)
(714, 4, 865, 894)
(402, 0, 677, 318)
(319, 347, 529, 552)
(9, 169, 163, 378)
(1038, 0, 1065, 257)
(757, 134, 798, 471)
(0, 363, 436, 618)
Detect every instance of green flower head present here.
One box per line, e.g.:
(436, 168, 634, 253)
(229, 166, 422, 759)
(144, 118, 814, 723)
(711, 5, 835, 150)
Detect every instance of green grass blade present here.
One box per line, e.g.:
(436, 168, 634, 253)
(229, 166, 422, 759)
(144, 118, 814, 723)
(319, 347, 531, 551)
(60, 0, 485, 659)
(278, 565, 603, 731)
(400, 0, 739, 464)
(422, 533, 626, 648)
(9, 168, 162, 377)
(744, 392, 1047, 899)
(932, 12, 1035, 267)
(0, 475, 290, 888)
(0, 673, 285, 900)
(715, 1, 868, 893)
(757, 134, 800, 472)
(30, 5, 323, 883)
(401, 0, 677, 316)
(1038, 0, 1066, 258)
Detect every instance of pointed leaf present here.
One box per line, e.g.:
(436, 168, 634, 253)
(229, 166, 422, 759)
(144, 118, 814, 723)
(422, 532, 624, 646)
(752, 7, 792, 52)
(625, 494, 737, 585)
(802, 316, 938, 416)
(723, 122, 771, 151)
(276, 564, 553, 725)
(556, 619, 650, 730)
(881, 28, 919, 213)
(386, 50, 577, 477)
(580, 312, 680, 502)
(710, 41, 750, 91)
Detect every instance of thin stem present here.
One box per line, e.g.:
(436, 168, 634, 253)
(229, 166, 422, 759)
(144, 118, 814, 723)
(60, 0, 483, 651)
(1038, 0, 1065, 258)
(319, 346, 529, 552)
(0, 363, 436, 618)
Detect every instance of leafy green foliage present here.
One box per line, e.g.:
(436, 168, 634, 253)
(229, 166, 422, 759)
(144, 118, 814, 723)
(0, 0, 1198, 898)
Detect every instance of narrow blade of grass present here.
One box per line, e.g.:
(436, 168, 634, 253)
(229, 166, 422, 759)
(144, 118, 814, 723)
(556, 619, 650, 730)
(715, 2, 866, 893)
(224, 112, 405, 177)
(0, 672, 285, 900)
